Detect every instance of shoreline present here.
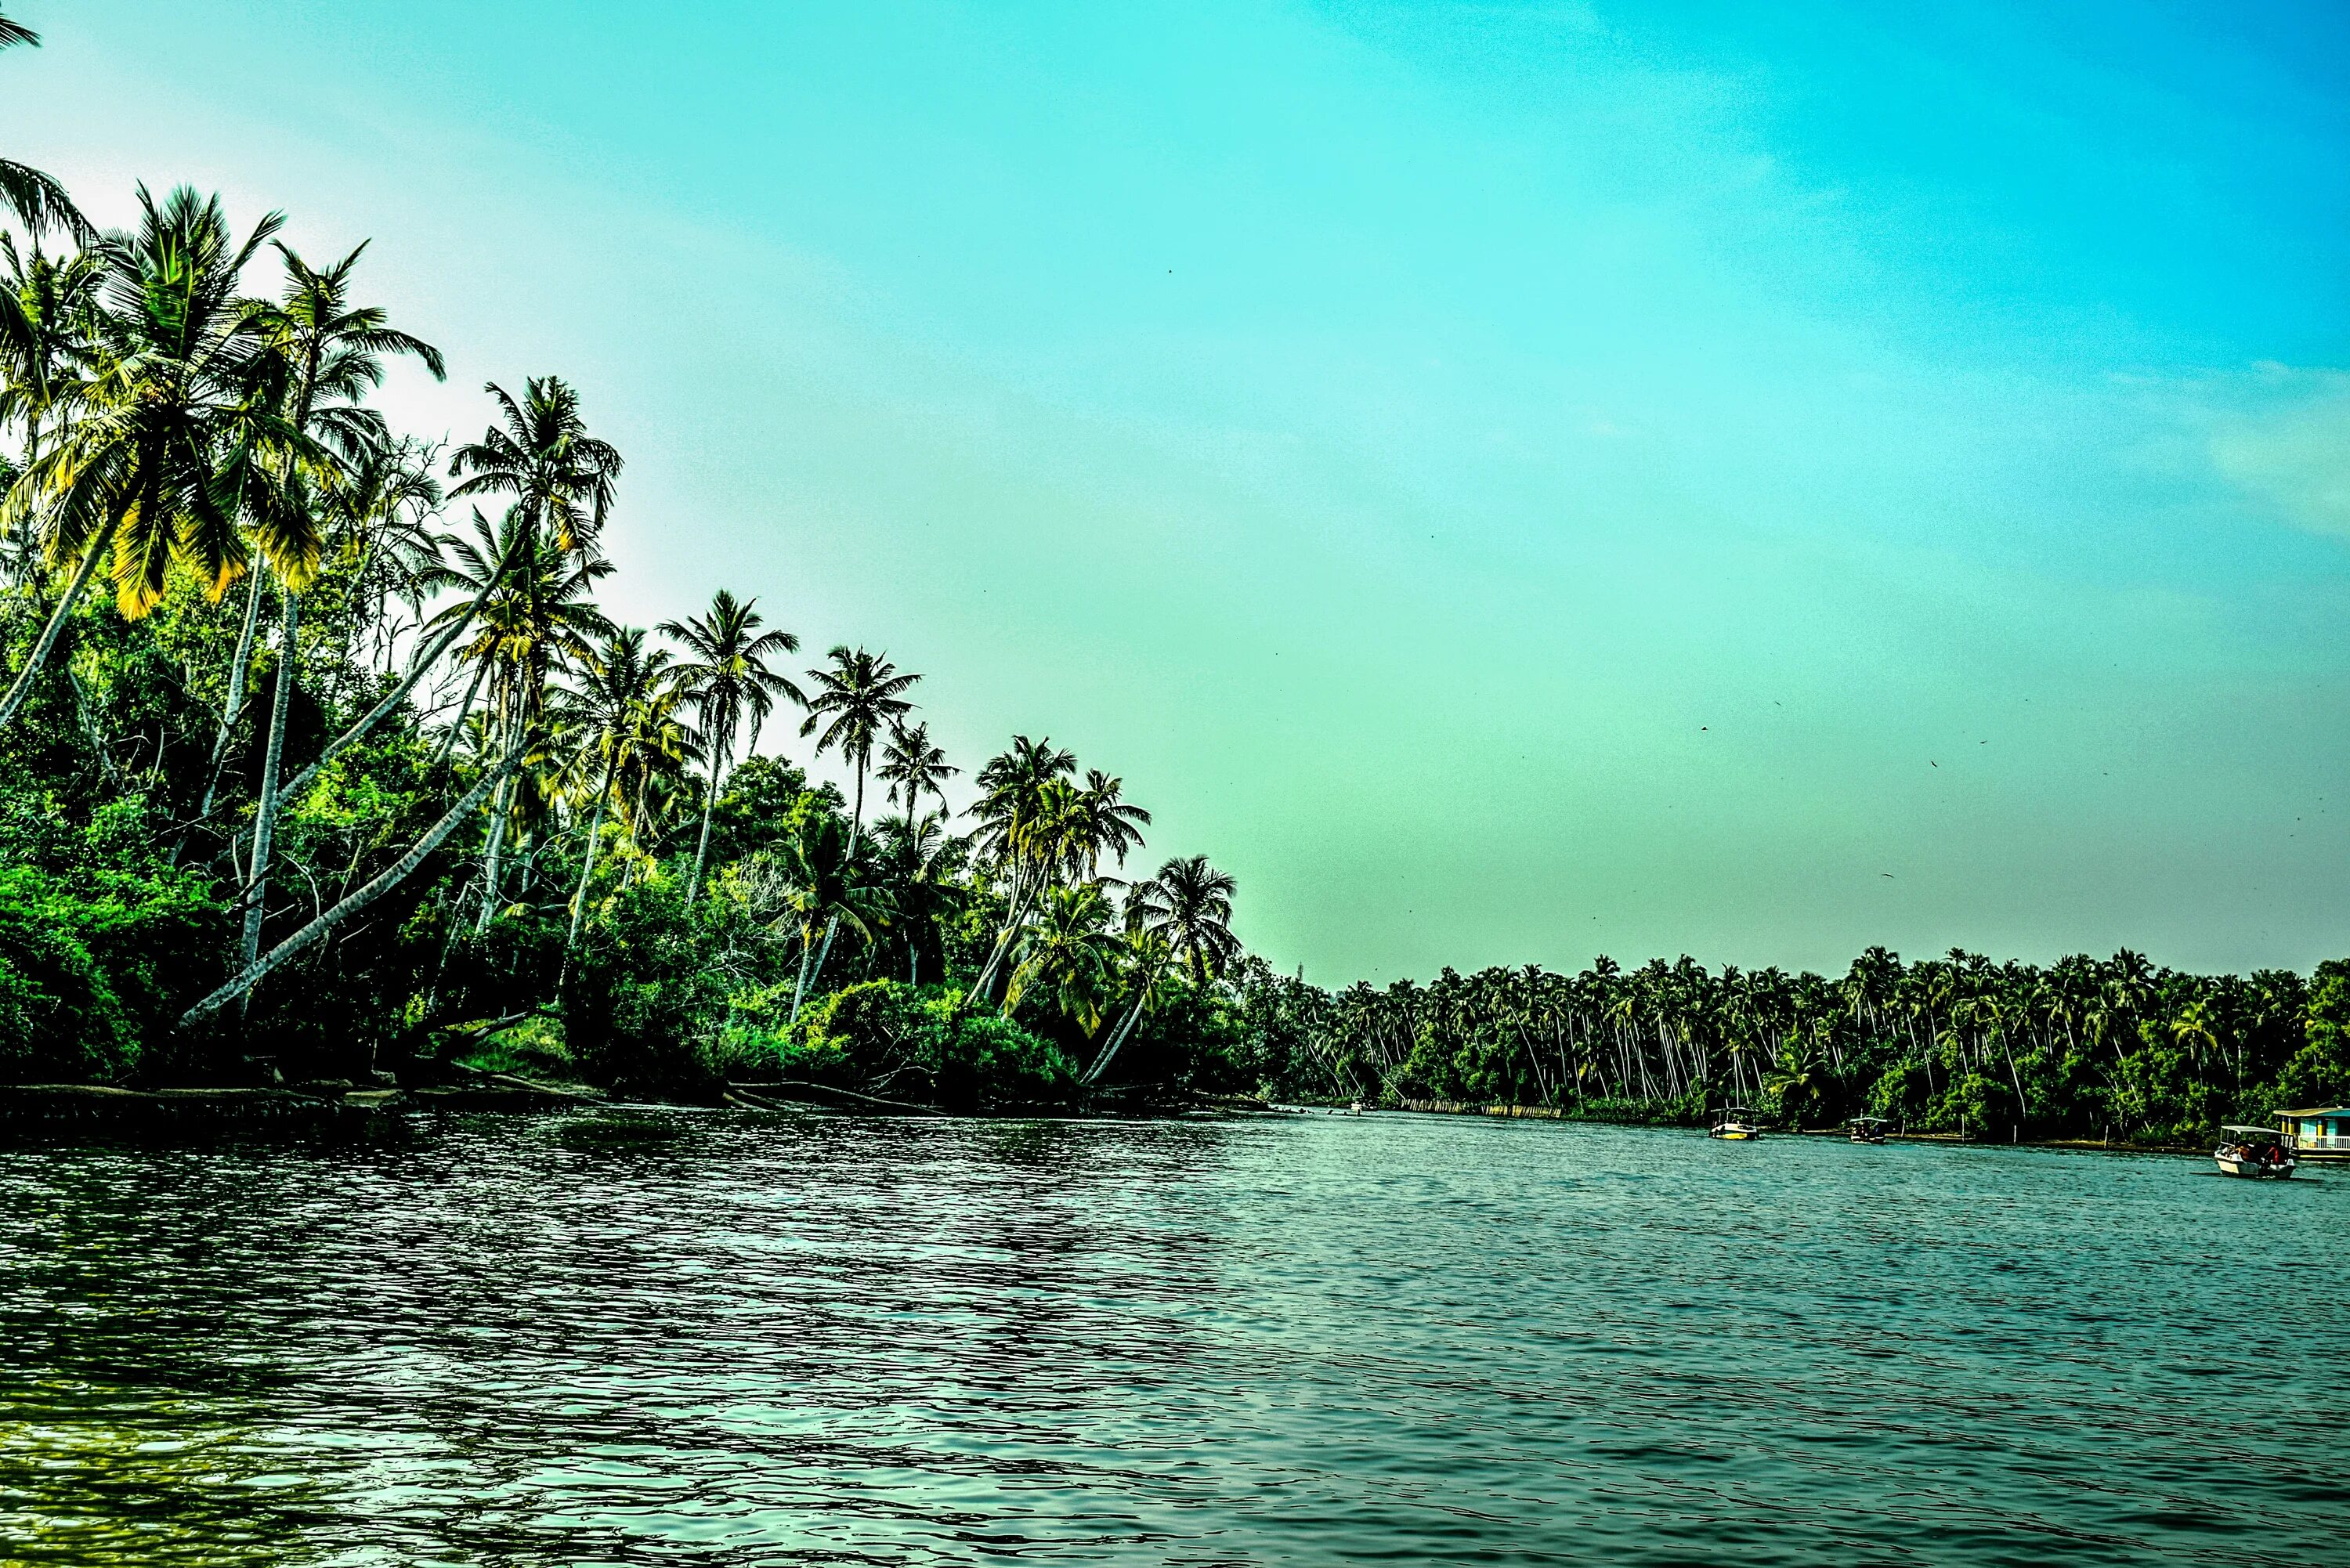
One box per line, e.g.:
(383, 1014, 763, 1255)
(1387, 1096, 2231, 1158)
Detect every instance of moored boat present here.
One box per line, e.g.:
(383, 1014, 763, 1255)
(2213, 1125, 2297, 1180)
(1708, 1106, 1764, 1140)
(1847, 1116, 1889, 1144)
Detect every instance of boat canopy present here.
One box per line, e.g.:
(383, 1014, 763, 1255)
(1849, 1115, 1889, 1125)
(2221, 1125, 2289, 1137)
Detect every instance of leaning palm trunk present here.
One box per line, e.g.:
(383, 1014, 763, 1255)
(181, 738, 530, 1025)
(555, 764, 615, 994)
(0, 514, 116, 730)
(1083, 985, 1151, 1086)
(967, 870, 1039, 1003)
(475, 772, 511, 933)
(273, 592, 501, 811)
(237, 587, 299, 1005)
(786, 923, 819, 1026)
(431, 659, 489, 767)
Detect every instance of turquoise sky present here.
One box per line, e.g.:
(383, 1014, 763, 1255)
(13, 2, 2350, 980)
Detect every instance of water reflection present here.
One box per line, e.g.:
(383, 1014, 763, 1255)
(1, 1111, 2345, 1564)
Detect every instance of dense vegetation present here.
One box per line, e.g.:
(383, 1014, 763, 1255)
(2, 16, 2341, 1142)
(1245, 950, 2350, 1143)
(0, 13, 1265, 1109)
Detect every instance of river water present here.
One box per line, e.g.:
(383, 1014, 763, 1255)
(1, 1109, 2342, 1566)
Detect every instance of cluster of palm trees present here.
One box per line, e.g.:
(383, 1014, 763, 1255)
(0, 10, 1249, 1068)
(1252, 946, 2326, 1140)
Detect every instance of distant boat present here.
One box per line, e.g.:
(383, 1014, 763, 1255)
(1708, 1107, 1764, 1140)
(1847, 1116, 1889, 1145)
(2213, 1125, 2296, 1180)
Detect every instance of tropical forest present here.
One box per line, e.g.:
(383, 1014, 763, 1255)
(0, 12, 2345, 1144)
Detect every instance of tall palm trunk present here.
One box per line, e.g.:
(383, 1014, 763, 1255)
(475, 771, 511, 934)
(556, 761, 615, 993)
(196, 569, 265, 824)
(808, 757, 866, 1001)
(686, 742, 725, 906)
(0, 514, 117, 730)
(237, 584, 298, 1010)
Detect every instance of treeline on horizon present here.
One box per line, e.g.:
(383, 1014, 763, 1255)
(2, 16, 2345, 1141)
(1249, 947, 2350, 1143)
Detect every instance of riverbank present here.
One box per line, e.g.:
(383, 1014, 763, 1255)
(1388, 1095, 2224, 1156)
(0, 1075, 1293, 1140)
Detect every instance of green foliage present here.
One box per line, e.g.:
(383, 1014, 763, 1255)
(561, 876, 736, 1092)
(0, 862, 226, 1082)
(781, 979, 1078, 1109)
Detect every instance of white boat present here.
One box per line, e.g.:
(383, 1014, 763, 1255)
(1848, 1116, 1889, 1145)
(1708, 1106, 1764, 1140)
(2213, 1125, 2297, 1180)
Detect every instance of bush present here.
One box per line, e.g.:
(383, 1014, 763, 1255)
(0, 864, 226, 1082)
(790, 980, 1077, 1109)
(562, 876, 736, 1093)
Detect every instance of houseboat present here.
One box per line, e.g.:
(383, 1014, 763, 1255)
(2280, 1107, 2349, 1165)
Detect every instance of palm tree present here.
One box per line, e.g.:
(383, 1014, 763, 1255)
(1084, 927, 1177, 1085)
(1126, 854, 1240, 991)
(558, 626, 675, 979)
(1006, 882, 1121, 1030)
(877, 718, 956, 823)
(0, 12, 93, 244)
(446, 376, 620, 557)
(799, 646, 920, 988)
(964, 735, 1076, 999)
(0, 186, 284, 729)
(418, 509, 614, 928)
(0, 235, 97, 475)
(660, 588, 802, 904)
(1070, 768, 1151, 877)
(800, 647, 920, 849)
(772, 809, 890, 1025)
(234, 240, 444, 983)
(873, 810, 963, 985)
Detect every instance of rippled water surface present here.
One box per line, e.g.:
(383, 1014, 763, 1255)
(2, 1110, 2345, 1565)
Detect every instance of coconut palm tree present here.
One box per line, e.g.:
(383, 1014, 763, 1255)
(1006, 881, 1121, 1031)
(873, 810, 963, 985)
(418, 508, 613, 928)
(800, 647, 920, 849)
(0, 186, 284, 729)
(1069, 768, 1150, 877)
(1084, 927, 1177, 1086)
(234, 240, 444, 982)
(1126, 854, 1240, 991)
(964, 735, 1076, 999)
(446, 375, 620, 558)
(877, 718, 956, 823)
(772, 808, 890, 1024)
(660, 588, 802, 904)
(558, 626, 675, 979)
(799, 646, 920, 986)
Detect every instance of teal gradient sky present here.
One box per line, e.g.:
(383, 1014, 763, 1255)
(13, 2, 2350, 980)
